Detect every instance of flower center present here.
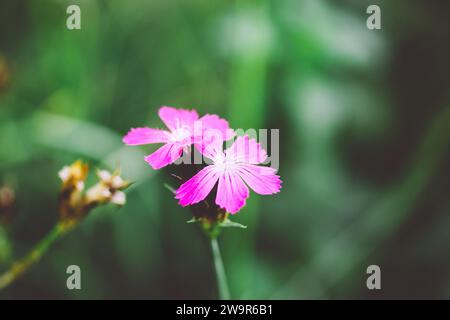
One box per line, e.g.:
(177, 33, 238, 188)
(214, 156, 237, 172)
(171, 127, 191, 143)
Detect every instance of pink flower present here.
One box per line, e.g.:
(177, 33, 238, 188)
(175, 136, 282, 214)
(123, 106, 232, 169)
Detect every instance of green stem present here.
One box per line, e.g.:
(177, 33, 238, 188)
(0, 222, 67, 290)
(0, 225, 12, 264)
(210, 237, 230, 300)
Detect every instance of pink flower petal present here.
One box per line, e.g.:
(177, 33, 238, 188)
(194, 114, 234, 158)
(215, 171, 249, 214)
(199, 114, 235, 141)
(236, 163, 282, 195)
(196, 137, 224, 161)
(144, 143, 184, 169)
(123, 127, 170, 145)
(175, 166, 220, 206)
(158, 106, 199, 132)
(226, 135, 267, 164)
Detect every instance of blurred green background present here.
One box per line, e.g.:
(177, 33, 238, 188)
(0, 0, 449, 299)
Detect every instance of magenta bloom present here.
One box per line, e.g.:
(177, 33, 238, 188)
(123, 106, 232, 169)
(175, 136, 282, 214)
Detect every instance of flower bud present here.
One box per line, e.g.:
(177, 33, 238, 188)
(57, 161, 129, 226)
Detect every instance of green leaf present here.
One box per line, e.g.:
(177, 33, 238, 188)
(186, 218, 199, 224)
(220, 219, 247, 229)
(164, 183, 176, 195)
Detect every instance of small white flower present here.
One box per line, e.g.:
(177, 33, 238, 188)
(75, 181, 85, 191)
(111, 175, 124, 189)
(111, 191, 126, 206)
(58, 166, 71, 182)
(98, 170, 112, 182)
